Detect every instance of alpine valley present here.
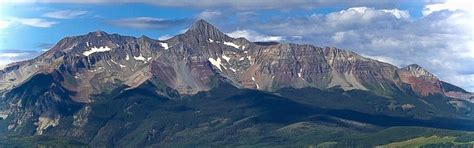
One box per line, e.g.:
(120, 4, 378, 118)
(1, 20, 474, 147)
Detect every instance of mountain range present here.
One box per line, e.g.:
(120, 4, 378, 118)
(0, 20, 473, 147)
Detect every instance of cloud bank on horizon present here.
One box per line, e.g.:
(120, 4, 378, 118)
(0, 0, 473, 91)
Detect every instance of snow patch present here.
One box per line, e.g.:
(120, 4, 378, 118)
(159, 42, 169, 50)
(256, 84, 260, 89)
(134, 55, 147, 62)
(110, 59, 126, 68)
(229, 68, 237, 72)
(110, 59, 118, 64)
(86, 42, 90, 47)
(252, 77, 256, 81)
(239, 57, 245, 61)
(223, 41, 240, 49)
(298, 69, 303, 78)
(222, 55, 231, 62)
(221, 64, 227, 70)
(125, 54, 130, 60)
(208, 38, 214, 43)
(401, 104, 415, 110)
(208, 57, 223, 71)
(83, 46, 111, 56)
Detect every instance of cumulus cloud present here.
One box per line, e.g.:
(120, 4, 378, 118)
(240, 6, 474, 91)
(227, 30, 283, 42)
(196, 10, 225, 20)
(107, 17, 188, 29)
(43, 10, 88, 19)
(423, 0, 473, 16)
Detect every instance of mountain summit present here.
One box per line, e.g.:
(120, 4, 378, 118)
(0, 20, 473, 147)
(187, 19, 220, 33)
(402, 64, 438, 79)
(1, 19, 472, 101)
(1, 19, 472, 100)
(184, 19, 231, 42)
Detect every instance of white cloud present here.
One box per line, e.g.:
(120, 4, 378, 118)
(331, 31, 358, 43)
(246, 6, 474, 91)
(0, 50, 41, 70)
(423, 0, 474, 16)
(332, 32, 345, 43)
(107, 17, 187, 29)
(0, 0, 403, 10)
(326, 7, 409, 26)
(227, 30, 283, 42)
(43, 10, 88, 19)
(11, 17, 58, 28)
(382, 9, 410, 19)
(0, 59, 16, 70)
(197, 10, 224, 20)
(158, 34, 173, 40)
(362, 54, 403, 66)
(0, 52, 27, 58)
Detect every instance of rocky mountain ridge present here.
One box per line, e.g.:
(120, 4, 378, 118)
(1, 19, 474, 146)
(1, 20, 471, 102)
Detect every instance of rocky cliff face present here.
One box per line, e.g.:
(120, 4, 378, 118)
(398, 64, 474, 102)
(0, 20, 474, 145)
(1, 20, 472, 101)
(0, 20, 473, 137)
(398, 64, 444, 96)
(1, 19, 472, 100)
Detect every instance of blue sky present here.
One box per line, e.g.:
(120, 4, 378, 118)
(0, 1, 427, 51)
(0, 0, 473, 91)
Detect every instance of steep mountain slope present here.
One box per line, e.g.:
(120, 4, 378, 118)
(399, 64, 474, 101)
(1, 81, 474, 147)
(0, 19, 473, 146)
(1, 20, 471, 100)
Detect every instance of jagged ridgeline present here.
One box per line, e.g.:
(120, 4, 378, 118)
(0, 20, 473, 147)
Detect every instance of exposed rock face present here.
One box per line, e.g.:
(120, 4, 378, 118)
(0, 20, 473, 136)
(398, 64, 444, 96)
(1, 20, 471, 100)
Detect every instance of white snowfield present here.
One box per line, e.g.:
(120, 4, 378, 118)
(83, 46, 112, 56)
(160, 42, 169, 50)
(222, 55, 231, 62)
(298, 69, 303, 78)
(134, 55, 147, 62)
(208, 57, 224, 71)
(223, 41, 240, 49)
